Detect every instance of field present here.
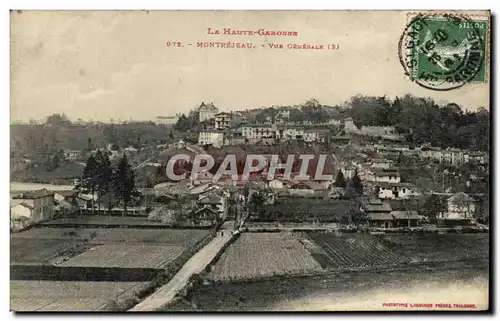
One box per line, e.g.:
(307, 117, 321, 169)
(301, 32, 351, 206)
(11, 280, 148, 311)
(12, 227, 210, 248)
(58, 244, 184, 268)
(206, 232, 490, 284)
(10, 226, 213, 311)
(166, 263, 489, 311)
(379, 233, 490, 262)
(304, 232, 489, 270)
(10, 238, 90, 265)
(207, 233, 323, 282)
(304, 233, 408, 270)
(39, 215, 164, 227)
(260, 199, 358, 222)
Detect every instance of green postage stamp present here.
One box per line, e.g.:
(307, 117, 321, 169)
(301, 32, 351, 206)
(399, 12, 490, 91)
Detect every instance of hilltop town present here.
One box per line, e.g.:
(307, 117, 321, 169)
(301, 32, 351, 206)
(10, 95, 490, 311)
(11, 95, 490, 231)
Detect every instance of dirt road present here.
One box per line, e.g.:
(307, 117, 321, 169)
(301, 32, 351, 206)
(129, 223, 235, 311)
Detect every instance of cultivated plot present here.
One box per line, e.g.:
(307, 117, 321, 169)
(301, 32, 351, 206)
(12, 227, 210, 247)
(208, 233, 323, 282)
(10, 280, 147, 311)
(59, 244, 185, 268)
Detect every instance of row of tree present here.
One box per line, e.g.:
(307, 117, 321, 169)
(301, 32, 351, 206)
(331, 169, 364, 195)
(254, 98, 340, 125)
(346, 94, 490, 151)
(74, 151, 139, 215)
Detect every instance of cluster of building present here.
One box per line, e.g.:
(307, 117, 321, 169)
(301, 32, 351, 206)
(342, 152, 485, 227)
(11, 101, 488, 232)
(344, 118, 403, 141)
(361, 192, 478, 229)
(196, 103, 334, 148)
(365, 143, 489, 166)
(10, 189, 93, 231)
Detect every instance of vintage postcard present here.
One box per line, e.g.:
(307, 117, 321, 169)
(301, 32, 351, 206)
(10, 10, 490, 312)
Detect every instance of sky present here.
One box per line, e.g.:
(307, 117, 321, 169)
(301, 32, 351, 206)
(10, 10, 490, 122)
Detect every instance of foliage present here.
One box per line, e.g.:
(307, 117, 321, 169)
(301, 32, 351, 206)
(45, 113, 71, 126)
(350, 170, 363, 195)
(174, 110, 199, 132)
(95, 150, 114, 213)
(74, 154, 99, 212)
(421, 194, 447, 219)
(74, 151, 139, 215)
(248, 191, 266, 220)
(346, 94, 489, 151)
(112, 154, 140, 216)
(333, 169, 346, 188)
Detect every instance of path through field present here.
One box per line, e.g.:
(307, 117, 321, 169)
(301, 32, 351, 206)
(129, 222, 234, 311)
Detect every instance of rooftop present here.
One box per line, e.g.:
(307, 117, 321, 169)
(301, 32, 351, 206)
(363, 200, 392, 213)
(54, 190, 77, 198)
(448, 192, 475, 204)
(367, 213, 393, 221)
(12, 189, 54, 200)
(376, 182, 416, 189)
(390, 210, 422, 220)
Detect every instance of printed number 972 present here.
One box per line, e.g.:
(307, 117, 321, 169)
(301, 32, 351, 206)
(166, 42, 183, 47)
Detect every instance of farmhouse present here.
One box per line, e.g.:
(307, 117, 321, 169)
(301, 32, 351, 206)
(376, 182, 421, 199)
(193, 206, 220, 226)
(11, 189, 55, 224)
(438, 192, 476, 225)
(198, 191, 228, 218)
(390, 210, 423, 228)
(363, 199, 393, 228)
(373, 168, 401, 184)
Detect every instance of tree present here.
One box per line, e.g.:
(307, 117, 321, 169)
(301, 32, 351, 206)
(112, 154, 140, 216)
(334, 170, 346, 188)
(48, 148, 65, 171)
(74, 154, 99, 214)
(87, 137, 94, 152)
(422, 194, 446, 220)
(45, 113, 71, 126)
(351, 170, 363, 195)
(95, 150, 114, 215)
(248, 191, 266, 220)
(174, 114, 190, 132)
